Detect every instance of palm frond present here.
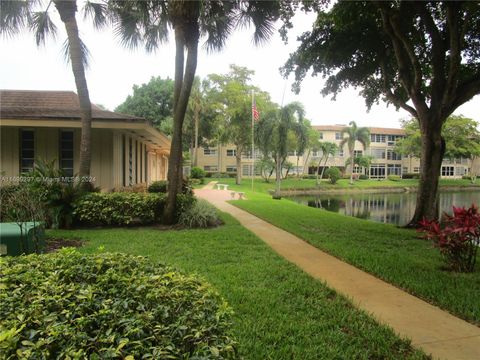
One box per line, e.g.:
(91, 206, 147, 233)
(235, 0, 279, 46)
(200, 0, 236, 52)
(83, 0, 108, 30)
(0, 0, 31, 38)
(62, 36, 91, 69)
(30, 10, 57, 46)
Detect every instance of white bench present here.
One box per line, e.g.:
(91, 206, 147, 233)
(216, 183, 229, 190)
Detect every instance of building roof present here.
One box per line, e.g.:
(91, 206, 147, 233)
(0, 90, 143, 122)
(313, 124, 405, 135)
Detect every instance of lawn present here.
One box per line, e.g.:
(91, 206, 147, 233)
(206, 176, 478, 194)
(229, 190, 480, 326)
(49, 213, 428, 360)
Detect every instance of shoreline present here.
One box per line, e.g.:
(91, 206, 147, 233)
(278, 185, 480, 196)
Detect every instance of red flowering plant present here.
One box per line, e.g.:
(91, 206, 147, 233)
(418, 204, 480, 272)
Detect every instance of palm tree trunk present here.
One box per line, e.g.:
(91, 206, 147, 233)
(303, 149, 311, 175)
(54, 1, 91, 186)
(235, 145, 242, 185)
(193, 108, 199, 167)
(315, 155, 324, 186)
(319, 154, 330, 183)
(349, 149, 355, 185)
(165, 23, 199, 224)
(274, 153, 282, 199)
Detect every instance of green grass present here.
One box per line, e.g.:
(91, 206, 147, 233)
(206, 177, 478, 194)
(49, 214, 427, 360)
(230, 191, 480, 325)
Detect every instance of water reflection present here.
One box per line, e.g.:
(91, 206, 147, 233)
(290, 191, 480, 226)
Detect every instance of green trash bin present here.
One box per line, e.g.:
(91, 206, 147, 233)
(0, 222, 45, 256)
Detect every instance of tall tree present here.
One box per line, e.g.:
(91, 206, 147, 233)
(282, 1, 480, 226)
(1, 0, 105, 185)
(339, 121, 370, 185)
(258, 102, 306, 198)
(115, 76, 174, 131)
(316, 141, 337, 186)
(110, 1, 279, 223)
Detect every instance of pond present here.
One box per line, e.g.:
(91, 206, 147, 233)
(287, 191, 480, 226)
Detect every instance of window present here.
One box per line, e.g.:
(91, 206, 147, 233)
(203, 148, 216, 156)
(319, 132, 323, 140)
(353, 150, 363, 158)
(403, 167, 409, 174)
(441, 166, 454, 176)
(226, 166, 237, 173)
(337, 149, 344, 157)
(387, 150, 402, 161)
(226, 149, 236, 157)
(371, 134, 386, 143)
(455, 167, 466, 176)
(59, 131, 74, 177)
(242, 149, 261, 160)
(353, 166, 363, 174)
(413, 167, 420, 173)
(312, 150, 320, 157)
(242, 164, 259, 176)
(370, 164, 386, 179)
(387, 164, 402, 175)
(335, 132, 342, 140)
(204, 165, 218, 172)
(371, 148, 386, 159)
(20, 130, 35, 173)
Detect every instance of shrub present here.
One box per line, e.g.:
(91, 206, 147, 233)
(359, 174, 369, 180)
(402, 173, 420, 179)
(212, 172, 231, 179)
(0, 249, 237, 358)
(190, 166, 206, 179)
(325, 167, 341, 184)
(148, 180, 168, 193)
(388, 175, 401, 181)
(74, 192, 166, 226)
(179, 199, 221, 228)
(419, 204, 480, 272)
(74, 192, 196, 226)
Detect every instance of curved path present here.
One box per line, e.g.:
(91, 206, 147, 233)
(196, 183, 480, 360)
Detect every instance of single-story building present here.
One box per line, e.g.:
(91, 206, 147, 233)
(0, 90, 170, 190)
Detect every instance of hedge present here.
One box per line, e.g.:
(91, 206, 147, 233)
(73, 192, 195, 226)
(0, 249, 237, 358)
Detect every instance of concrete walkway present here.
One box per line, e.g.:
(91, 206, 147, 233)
(196, 183, 480, 360)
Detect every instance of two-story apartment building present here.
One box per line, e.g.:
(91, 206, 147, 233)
(194, 124, 479, 179)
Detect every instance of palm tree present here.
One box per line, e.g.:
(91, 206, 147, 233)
(267, 102, 306, 199)
(316, 141, 338, 186)
(1, 0, 105, 186)
(109, 0, 280, 223)
(340, 121, 370, 185)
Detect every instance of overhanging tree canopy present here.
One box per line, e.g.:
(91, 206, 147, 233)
(282, 1, 480, 226)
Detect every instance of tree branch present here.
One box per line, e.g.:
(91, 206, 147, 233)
(414, 2, 446, 109)
(379, 60, 418, 118)
(443, 2, 462, 106)
(444, 75, 480, 118)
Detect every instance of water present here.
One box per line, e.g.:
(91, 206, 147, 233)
(287, 191, 480, 226)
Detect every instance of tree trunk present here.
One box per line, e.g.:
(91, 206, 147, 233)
(55, 1, 92, 187)
(303, 149, 311, 175)
(319, 155, 330, 184)
(349, 149, 355, 185)
(193, 110, 199, 167)
(164, 22, 199, 224)
(235, 145, 242, 185)
(315, 155, 324, 186)
(406, 120, 445, 227)
(274, 153, 282, 198)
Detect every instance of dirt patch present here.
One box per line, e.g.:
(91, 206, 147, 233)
(46, 237, 85, 253)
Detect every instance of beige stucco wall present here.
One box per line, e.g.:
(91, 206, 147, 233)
(193, 127, 478, 179)
(0, 126, 169, 190)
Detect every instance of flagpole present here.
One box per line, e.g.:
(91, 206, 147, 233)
(251, 90, 255, 192)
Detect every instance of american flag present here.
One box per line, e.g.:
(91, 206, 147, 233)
(252, 99, 260, 121)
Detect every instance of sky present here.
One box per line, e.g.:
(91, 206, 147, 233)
(1, 5, 479, 129)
